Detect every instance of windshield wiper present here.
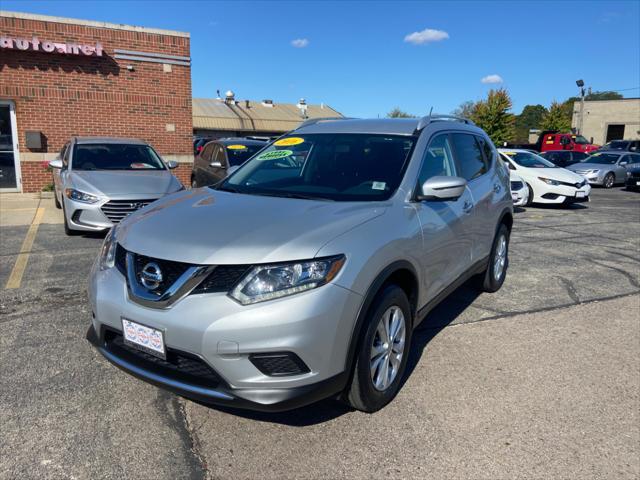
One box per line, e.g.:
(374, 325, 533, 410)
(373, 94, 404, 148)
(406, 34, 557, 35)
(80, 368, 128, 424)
(251, 191, 334, 201)
(215, 184, 242, 193)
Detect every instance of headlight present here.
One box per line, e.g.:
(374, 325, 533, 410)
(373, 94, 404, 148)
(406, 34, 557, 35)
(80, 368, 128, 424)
(99, 227, 117, 271)
(229, 255, 346, 305)
(626, 171, 632, 178)
(590, 169, 600, 174)
(65, 188, 99, 204)
(538, 177, 560, 186)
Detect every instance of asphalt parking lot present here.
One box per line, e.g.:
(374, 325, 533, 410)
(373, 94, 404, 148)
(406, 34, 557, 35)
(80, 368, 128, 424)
(1, 188, 639, 479)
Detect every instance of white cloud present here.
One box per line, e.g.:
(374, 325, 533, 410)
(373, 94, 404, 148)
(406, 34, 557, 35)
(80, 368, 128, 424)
(481, 74, 504, 84)
(291, 38, 309, 48)
(404, 28, 449, 45)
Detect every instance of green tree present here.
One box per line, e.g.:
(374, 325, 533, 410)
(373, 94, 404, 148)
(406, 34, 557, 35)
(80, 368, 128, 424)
(451, 100, 476, 119)
(514, 104, 547, 142)
(386, 107, 414, 118)
(470, 88, 515, 146)
(541, 101, 572, 132)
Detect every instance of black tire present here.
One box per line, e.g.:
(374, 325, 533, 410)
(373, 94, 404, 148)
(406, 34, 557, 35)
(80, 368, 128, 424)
(344, 285, 413, 413)
(54, 191, 61, 209)
(476, 223, 510, 293)
(603, 172, 615, 189)
(525, 184, 534, 206)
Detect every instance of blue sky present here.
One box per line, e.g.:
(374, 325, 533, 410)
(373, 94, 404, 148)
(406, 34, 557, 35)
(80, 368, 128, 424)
(3, 1, 640, 117)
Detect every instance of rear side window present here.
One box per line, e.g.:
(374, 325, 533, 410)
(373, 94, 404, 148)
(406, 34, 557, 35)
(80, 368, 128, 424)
(418, 134, 457, 186)
(201, 143, 214, 161)
(451, 133, 487, 181)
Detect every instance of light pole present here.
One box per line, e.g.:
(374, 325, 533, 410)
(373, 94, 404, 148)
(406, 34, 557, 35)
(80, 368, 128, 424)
(576, 79, 585, 135)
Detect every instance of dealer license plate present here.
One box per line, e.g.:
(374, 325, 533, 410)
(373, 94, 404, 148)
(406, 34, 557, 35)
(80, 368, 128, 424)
(576, 191, 586, 198)
(511, 193, 519, 200)
(122, 318, 166, 359)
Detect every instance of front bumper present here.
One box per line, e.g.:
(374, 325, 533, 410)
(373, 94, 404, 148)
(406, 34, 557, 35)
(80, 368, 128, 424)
(532, 182, 591, 204)
(63, 195, 163, 232)
(87, 325, 349, 411)
(511, 188, 528, 206)
(626, 177, 640, 190)
(87, 265, 363, 411)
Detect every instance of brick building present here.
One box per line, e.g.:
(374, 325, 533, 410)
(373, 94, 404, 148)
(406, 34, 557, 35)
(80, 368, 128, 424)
(0, 11, 193, 192)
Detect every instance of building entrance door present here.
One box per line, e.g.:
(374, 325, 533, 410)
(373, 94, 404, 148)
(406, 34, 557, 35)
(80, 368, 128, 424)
(0, 101, 21, 191)
(605, 124, 625, 143)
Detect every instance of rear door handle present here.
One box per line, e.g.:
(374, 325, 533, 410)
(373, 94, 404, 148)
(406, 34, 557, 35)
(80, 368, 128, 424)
(493, 183, 501, 193)
(463, 201, 473, 214)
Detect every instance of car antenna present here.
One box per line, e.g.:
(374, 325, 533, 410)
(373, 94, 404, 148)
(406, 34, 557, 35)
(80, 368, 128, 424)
(428, 106, 433, 116)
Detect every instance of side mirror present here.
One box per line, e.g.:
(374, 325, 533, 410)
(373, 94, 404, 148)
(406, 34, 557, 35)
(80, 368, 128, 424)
(49, 159, 63, 169)
(416, 176, 467, 201)
(166, 160, 178, 169)
(619, 160, 628, 166)
(210, 161, 224, 168)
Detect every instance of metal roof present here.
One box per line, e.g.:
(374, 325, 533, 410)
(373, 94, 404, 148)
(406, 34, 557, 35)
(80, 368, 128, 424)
(192, 98, 343, 133)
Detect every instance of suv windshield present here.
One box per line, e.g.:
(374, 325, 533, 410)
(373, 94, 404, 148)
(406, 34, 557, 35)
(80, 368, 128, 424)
(584, 153, 620, 164)
(225, 144, 264, 166)
(502, 151, 555, 168)
(218, 134, 415, 201)
(72, 144, 166, 171)
(573, 135, 589, 145)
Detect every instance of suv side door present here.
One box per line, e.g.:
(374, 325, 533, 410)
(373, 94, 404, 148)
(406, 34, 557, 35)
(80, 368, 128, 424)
(450, 132, 498, 262)
(206, 144, 228, 184)
(194, 142, 214, 186)
(413, 132, 474, 299)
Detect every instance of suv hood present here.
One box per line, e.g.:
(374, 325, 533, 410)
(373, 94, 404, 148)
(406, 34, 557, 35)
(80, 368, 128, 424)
(117, 188, 387, 265)
(71, 170, 179, 197)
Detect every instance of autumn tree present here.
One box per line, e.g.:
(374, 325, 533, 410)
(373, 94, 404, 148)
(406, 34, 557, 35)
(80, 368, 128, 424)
(540, 101, 572, 132)
(470, 88, 515, 146)
(386, 107, 414, 118)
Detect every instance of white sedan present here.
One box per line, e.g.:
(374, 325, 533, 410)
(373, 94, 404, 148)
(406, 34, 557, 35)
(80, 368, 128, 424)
(499, 149, 591, 206)
(509, 173, 529, 207)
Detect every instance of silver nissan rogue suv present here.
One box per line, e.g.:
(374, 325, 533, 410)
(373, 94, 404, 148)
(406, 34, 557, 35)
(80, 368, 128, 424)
(87, 116, 513, 413)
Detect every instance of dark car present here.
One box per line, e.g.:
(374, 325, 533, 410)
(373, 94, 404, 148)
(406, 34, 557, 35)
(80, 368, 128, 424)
(540, 150, 590, 168)
(597, 139, 639, 153)
(191, 138, 266, 187)
(625, 164, 640, 191)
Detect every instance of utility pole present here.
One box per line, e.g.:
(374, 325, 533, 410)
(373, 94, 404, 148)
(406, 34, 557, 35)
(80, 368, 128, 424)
(576, 79, 585, 135)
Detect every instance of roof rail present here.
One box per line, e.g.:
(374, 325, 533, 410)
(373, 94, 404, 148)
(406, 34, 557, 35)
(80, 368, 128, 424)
(415, 114, 475, 133)
(294, 117, 352, 130)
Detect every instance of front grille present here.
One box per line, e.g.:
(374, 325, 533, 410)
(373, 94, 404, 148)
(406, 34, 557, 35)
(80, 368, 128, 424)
(116, 244, 250, 296)
(191, 265, 250, 294)
(510, 181, 524, 190)
(101, 199, 156, 223)
(574, 170, 590, 175)
(104, 328, 222, 387)
(630, 171, 640, 179)
(132, 252, 192, 295)
(249, 352, 310, 377)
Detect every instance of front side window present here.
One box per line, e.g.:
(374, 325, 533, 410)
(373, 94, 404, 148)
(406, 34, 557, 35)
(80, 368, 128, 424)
(477, 136, 495, 168)
(572, 135, 589, 145)
(220, 133, 416, 201)
(418, 134, 457, 187)
(451, 133, 486, 180)
(72, 144, 166, 171)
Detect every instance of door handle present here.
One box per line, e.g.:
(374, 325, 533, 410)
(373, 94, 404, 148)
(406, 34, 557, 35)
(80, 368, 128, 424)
(493, 183, 501, 193)
(463, 200, 473, 214)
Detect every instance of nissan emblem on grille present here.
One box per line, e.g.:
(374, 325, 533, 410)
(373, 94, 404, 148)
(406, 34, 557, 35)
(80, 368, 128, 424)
(140, 262, 163, 290)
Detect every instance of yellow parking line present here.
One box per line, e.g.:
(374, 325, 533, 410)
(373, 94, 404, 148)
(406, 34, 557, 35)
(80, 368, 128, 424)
(5, 207, 45, 289)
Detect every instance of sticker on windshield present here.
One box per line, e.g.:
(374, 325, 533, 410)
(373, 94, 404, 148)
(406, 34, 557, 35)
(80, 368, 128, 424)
(227, 144, 247, 150)
(274, 137, 304, 147)
(372, 181, 386, 190)
(502, 151, 516, 156)
(130, 163, 154, 169)
(256, 149, 293, 161)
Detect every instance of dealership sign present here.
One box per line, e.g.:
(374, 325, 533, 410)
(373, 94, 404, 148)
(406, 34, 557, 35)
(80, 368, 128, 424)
(0, 36, 103, 56)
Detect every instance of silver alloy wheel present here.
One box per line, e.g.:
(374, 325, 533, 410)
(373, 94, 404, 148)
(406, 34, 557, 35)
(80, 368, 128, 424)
(604, 173, 614, 188)
(494, 234, 507, 281)
(370, 305, 406, 391)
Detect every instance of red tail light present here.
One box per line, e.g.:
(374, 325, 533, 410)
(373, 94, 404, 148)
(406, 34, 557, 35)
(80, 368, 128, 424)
(197, 145, 203, 152)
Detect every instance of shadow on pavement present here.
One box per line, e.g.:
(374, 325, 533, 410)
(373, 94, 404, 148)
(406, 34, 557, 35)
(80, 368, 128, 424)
(194, 281, 481, 426)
